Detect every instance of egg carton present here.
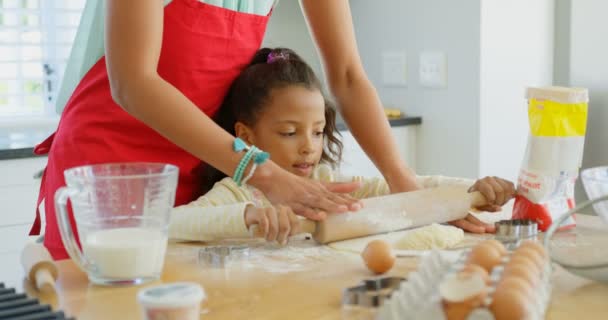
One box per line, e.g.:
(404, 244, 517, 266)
(376, 244, 552, 320)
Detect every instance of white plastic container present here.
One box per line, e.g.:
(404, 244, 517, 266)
(138, 282, 206, 320)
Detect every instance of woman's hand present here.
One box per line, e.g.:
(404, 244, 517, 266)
(249, 162, 362, 221)
(244, 204, 301, 245)
(449, 176, 516, 233)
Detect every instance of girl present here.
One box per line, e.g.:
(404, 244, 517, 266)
(169, 48, 515, 244)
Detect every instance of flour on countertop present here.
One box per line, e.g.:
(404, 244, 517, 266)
(242, 236, 336, 273)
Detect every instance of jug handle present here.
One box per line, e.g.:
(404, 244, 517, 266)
(55, 187, 91, 273)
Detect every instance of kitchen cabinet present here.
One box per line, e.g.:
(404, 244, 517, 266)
(337, 125, 417, 178)
(0, 156, 47, 253)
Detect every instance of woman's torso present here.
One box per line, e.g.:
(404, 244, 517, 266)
(36, 0, 274, 259)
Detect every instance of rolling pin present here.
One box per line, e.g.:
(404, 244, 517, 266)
(21, 242, 58, 293)
(253, 185, 486, 243)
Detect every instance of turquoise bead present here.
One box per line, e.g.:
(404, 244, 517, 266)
(233, 138, 247, 152)
(254, 151, 270, 164)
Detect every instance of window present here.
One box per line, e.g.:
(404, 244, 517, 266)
(0, 0, 85, 118)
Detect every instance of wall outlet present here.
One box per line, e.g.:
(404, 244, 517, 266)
(419, 51, 447, 88)
(382, 51, 407, 87)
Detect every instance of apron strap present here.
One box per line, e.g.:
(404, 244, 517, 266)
(29, 166, 46, 235)
(30, 132, 54, 235)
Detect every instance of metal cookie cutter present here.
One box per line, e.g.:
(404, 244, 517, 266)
(198, 245, 250, 267)
(495, 219, 538, 242)
(342, 277, 405, 308)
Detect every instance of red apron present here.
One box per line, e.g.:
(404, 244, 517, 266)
(31, 0, 271, 260)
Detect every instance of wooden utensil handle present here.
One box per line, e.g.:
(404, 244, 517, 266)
(35, 268, 56, 293)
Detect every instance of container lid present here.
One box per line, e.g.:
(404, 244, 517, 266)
(138, 282, 205, 308)
(526, 86, 589, 103)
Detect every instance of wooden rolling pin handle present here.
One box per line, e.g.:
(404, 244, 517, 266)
(249, 219, 317, 239)
(469, 191, 488, 208)
(35, 268, 56, 293)
(22, 243, 58, 293)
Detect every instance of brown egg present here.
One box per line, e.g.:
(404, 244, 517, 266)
(361, 240, 395, 274)
(481, 239, 507, 256)
(443, 294, 485, 320)
(490, 284, 533, 320)
(461, 263, 491, 285)
(508, 254, 541, 276)
(519, 240, 548, 260)
(496, 277, 535, 302)
(441, 271, 487, 320)
(514, 245, 546, 270)
(514, 246, 544, 271)
(502, 263, 539, 287)
(467, 243, 503, 273)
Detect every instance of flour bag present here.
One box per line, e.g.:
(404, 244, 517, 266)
(512, 87, 589, 231)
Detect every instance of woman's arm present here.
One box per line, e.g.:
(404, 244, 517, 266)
(104, 0, 360, 219)
(105, 0, 243, 181)
(300, 0, 419, 193)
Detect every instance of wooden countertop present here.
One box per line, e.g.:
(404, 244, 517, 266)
(5, 215, 608, 320)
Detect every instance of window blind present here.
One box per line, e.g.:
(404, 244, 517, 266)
(0, 0, 84, 118)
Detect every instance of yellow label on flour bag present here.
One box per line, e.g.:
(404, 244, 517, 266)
(528, 99, 588, 137)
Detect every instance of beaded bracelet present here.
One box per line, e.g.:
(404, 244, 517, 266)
(241, 163, 258, 186)
(233, 146, 256, 185)
(232, 138, 270, 186)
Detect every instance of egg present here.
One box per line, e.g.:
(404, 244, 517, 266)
(467, 243, 503, 273)
(481, 239, 507, 256)
(496, 277, 535, 302)
(443, 296, 484, 320)
(514, 246, 545, 271)
(361, 240, 395, 274)
(508, 254, 541, 276)
(502, 262, 539, 287)
(490, 284, 533, 320)
(441, 270, 487, 320)
(519, 240, 548, 260)
(461, 263, 491, 285)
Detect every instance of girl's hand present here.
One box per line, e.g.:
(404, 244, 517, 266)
(449, 214, 496, 234)
(249, 162, 363, 220)
(449, 176, 515, 234)
(469, 176, 516, 212)
(245, 205, 301, 245)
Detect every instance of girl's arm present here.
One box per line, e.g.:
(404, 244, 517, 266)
(169, 180, 254, 241)
(104, 0, 360, 219)
(343, 175, 474, 199)
(300, 0, 419, 193)
(316, 165, 473, 199)
(170, 180, 301, 244)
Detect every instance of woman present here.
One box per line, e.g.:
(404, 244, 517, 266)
(32, 0, 486, 260)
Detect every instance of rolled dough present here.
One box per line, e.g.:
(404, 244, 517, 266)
(393, 223, 464, 250)
(328, 224, 464, 253)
